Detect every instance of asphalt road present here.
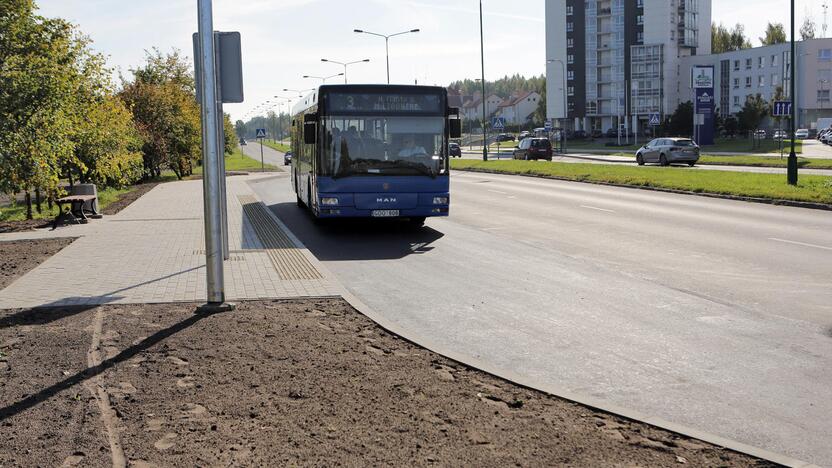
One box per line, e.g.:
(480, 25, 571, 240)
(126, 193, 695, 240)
(246, 143, 832, 465)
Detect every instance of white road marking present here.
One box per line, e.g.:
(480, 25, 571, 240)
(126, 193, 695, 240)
(580, 205, 616, 213)
(487, 189, 509, 195)
(482, 227, 505, 231)
(768, 238, 832, 251)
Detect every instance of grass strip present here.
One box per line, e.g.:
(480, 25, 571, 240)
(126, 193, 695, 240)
(567, 138, 803, 154)
(262, 141, 291, 153)
(193, 148, 277, 174)
(451, 159, 832, 205)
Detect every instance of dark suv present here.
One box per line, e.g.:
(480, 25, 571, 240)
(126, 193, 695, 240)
(449, 142, 462, 157)
(513, 138, 552, 161)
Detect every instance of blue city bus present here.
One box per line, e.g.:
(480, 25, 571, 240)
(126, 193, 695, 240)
(290, 85, 461, 226)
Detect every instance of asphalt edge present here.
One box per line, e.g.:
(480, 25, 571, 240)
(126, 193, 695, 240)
(454, 167, 832, 212)
(244, 173, 820, 468)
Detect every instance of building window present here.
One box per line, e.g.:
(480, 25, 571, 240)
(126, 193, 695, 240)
(733, 78, 739, 89)
(637, 31, 644, 43)
(567, 70, 575, 80)
(567, 38, 574, 48)
(567, 54, 574, 64)
(566, 22, 573, 32)
(818, 90, 831, 102)
(733, 96, 740, 107)
(757, 57, 764, 68)
(745, 58, 752, 69)
(820, 49, 832, 61)
(733, 60, 739, 71)
(758, 75, 765, 87)
(771, 55, 777, 67)
(637, 0, 644, 6)
(637, 15, 644, 25)
(567, 86, 575, 96)
(566, 5, 573, 15)
(772, 74, 779, 86)
(745, 76, 752, 88)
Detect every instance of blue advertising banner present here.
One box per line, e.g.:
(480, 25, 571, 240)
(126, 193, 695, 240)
(692, 66, 715, 145)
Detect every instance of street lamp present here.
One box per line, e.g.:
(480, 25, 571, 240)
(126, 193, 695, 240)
(303, 73, 344, 84)
(547, 58, 568, 154)
(478, 0, 487, 161)
(283, 88, 315, 98)
(354, 28, 420, 84)
(788, 0, 798, 185)
(321, 58, 370, 84)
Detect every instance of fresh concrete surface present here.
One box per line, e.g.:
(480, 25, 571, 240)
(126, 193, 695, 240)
(251, 170, 832, 466)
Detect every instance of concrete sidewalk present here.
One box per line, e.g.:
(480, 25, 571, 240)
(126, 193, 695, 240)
(0, 173, 341, 309)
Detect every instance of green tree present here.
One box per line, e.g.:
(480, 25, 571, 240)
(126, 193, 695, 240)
(120, 49, 201, 179)
(668, 101, 694, 136)
(737, 94, 769, 134)
(760, 23, 787, 46)
(723, 115, 739, 137)
(223, 113, 237, 155)
(800, 17, 816, 40)
(711, 23, 752, 53)
(235, 120, 246, 141)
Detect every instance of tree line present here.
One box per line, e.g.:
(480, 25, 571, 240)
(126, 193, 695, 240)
(0, 0, 235, 219)
(711, 18, 817, 54)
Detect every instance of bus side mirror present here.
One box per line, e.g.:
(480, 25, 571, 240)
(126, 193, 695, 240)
(303, 114, 316, 144)
(449, 118, 462, 139)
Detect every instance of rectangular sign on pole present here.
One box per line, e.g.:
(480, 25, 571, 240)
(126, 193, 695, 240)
(193, 31, 244, 104)
(692, 65, 715, 145)
(773, 101, 792, 117)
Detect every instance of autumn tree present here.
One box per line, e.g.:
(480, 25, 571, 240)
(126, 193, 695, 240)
(120, 49, 201, 179)
(711, 23, 752, 53)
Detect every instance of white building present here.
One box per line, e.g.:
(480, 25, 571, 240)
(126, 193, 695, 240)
(497, 91, 542, 124)
(676, 39, 832, 129)
(546, 0, 711, 134)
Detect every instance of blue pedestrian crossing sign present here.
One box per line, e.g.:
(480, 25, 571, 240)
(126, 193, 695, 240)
(491, 117, 506, 130)
(773, 101, 792, 117)
(255, 128, 267, 139)
(648, 113, 661, 126)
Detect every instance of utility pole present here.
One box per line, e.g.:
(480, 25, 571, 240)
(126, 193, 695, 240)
(788, 0, 798, 185)
(480, 0, 488, 161)
(196, 0, 228, 310)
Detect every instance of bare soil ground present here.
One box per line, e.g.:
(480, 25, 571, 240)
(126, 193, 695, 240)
(0, 298, 773, 467)
(0, 238, 75, 290)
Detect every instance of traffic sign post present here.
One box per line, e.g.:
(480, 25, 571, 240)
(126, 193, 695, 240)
(773, 101, 792, 117)
(648, 113, 661, 127)
(256, 128, 266, 171)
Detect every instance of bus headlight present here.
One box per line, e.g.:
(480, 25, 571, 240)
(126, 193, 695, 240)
(321, 197, 339, 206)
(432, 196, 448, 205)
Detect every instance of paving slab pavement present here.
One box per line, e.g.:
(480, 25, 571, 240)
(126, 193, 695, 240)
(0, 173, 341, 309)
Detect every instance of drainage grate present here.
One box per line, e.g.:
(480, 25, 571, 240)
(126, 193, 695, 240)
(238, 195, 323, 280)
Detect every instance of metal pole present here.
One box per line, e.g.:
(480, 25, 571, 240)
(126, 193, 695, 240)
(260, 139, 264, 171)
(196, 0, 225, 305)
(344, 64, 348, 84)
(385, 37, 390, 84)
(480, 0, 487, 161)
(788, 0, 798, 185)
(216, 102, 229, 260)
(560, 60, 567, 154)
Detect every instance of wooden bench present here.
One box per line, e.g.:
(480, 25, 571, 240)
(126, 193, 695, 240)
(53, 194, 98, 228)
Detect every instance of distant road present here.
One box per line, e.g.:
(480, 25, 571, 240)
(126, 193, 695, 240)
(251, 168, 832, 465)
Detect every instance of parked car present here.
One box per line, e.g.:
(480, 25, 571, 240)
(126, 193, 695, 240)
(449, 142, 462, 158)
(772, 130, 788, 140)
(604, 128, 618, 138)
(794, 129, 809, 139)
(513, 138, 553, 161)
(635, 137, 700, 166)
(590, 129, 603, 139)
(571, 130, 588, 139)
(283, 151, 292, 165)
(518, 131, 532, 140)
(754, 129, 767, 139)
(240, 138, 247, 146)
(495, 133, 515, 142)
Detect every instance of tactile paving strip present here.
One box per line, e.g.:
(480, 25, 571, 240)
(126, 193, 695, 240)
(238, 195, 323, 280)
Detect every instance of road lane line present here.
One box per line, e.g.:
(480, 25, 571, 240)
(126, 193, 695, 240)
(487, 189, 509, 195)
(768, 237, 832, 251)
(580, 205, 616, 213)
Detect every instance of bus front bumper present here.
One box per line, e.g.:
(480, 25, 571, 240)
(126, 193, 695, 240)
(316, 192, 449, 218)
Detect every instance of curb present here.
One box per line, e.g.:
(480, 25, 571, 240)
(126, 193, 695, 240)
(339, 291, 819, 468)
(244, 174, 820, 468)
(453, 168, 832, 212)
(560, 154, 832, 173)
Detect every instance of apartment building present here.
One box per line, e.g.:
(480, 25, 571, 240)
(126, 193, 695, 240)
(677, 39, 832, 129)
(545, 0, 711, 133)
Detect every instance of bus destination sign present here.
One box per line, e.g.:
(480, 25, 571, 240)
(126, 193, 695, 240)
(328, 93, 441, 114)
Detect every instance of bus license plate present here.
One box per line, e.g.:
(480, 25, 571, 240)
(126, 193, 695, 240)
(371, 210, 399, 217)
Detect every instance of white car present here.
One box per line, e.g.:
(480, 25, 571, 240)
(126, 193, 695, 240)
(795, 129, 809, 139)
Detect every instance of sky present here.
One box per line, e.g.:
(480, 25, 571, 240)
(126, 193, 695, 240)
(35, 0, 824, 122)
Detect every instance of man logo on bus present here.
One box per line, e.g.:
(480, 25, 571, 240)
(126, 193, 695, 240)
(376, 197, 397, 203)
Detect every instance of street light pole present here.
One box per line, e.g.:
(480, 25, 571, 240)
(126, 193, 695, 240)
(788, 0, 798, 185)
(479, 0, 487, 161)
(354, 28, 420, 84)
(547, 58, 568, 154)
(321, 58, 370, 84)
(303, 73, 344, 84)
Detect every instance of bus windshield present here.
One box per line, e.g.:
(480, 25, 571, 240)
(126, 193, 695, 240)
(321, 115, 447, 178)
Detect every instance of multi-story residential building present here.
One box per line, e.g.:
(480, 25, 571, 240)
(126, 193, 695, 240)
(546, 0, 711, 134)
(676, 39, 832, 129)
